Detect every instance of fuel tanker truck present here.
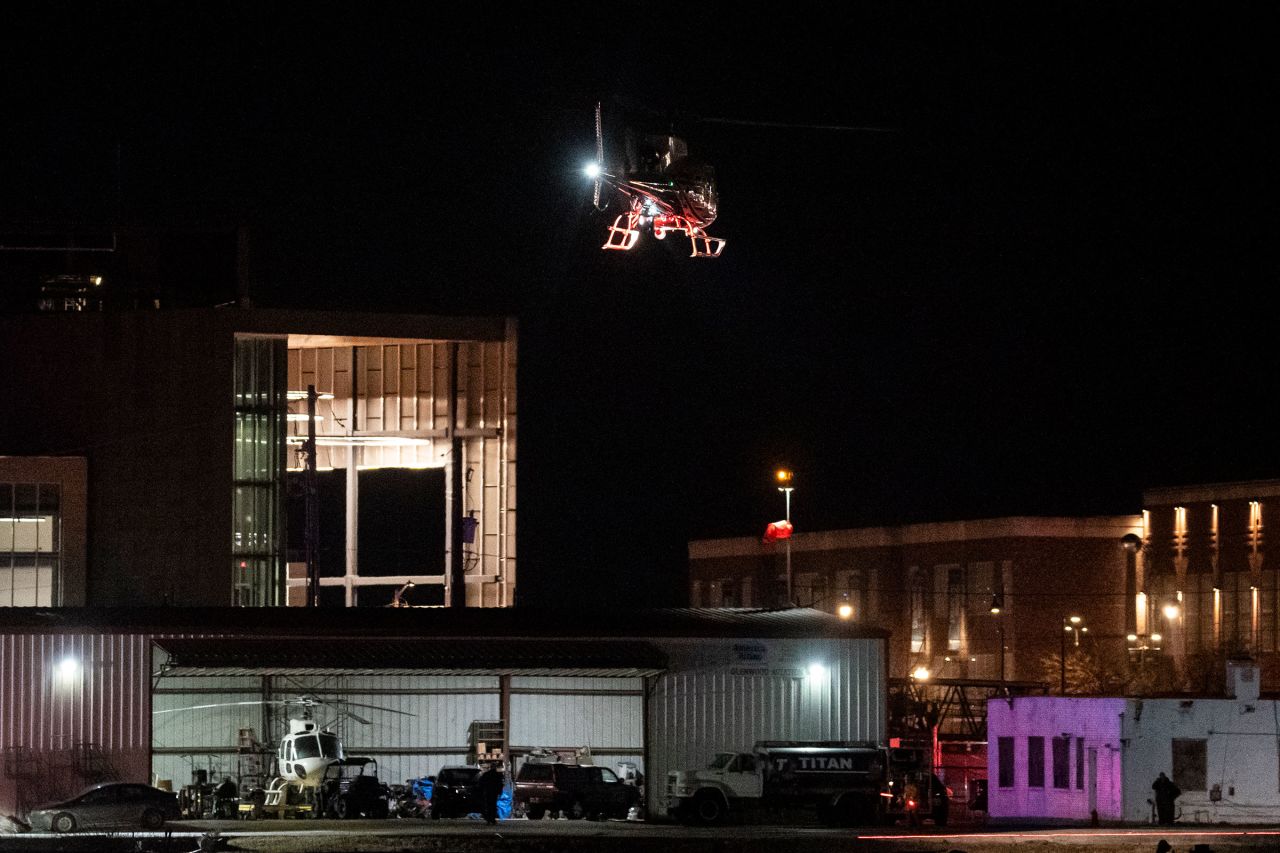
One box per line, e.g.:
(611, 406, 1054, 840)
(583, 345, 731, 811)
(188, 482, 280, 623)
(666, 741, 945, 827)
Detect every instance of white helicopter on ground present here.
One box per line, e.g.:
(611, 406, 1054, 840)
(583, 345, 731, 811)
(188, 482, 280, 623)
(154, 695, 412, 788)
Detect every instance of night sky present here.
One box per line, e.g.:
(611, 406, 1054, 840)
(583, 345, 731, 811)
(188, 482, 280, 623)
(3, 8, 1276, 607)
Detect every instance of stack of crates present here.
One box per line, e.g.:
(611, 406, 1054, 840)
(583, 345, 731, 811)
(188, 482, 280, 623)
(467, 720, 505, 765)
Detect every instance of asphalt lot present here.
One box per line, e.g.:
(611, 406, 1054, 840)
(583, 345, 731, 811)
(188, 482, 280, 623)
(7, 819, 1280, 853)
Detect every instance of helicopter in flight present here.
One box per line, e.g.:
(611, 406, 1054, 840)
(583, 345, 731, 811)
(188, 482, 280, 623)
(154, 695, 412, 788)
(585, 102, 725, 259)
(582, 100, 895, 260)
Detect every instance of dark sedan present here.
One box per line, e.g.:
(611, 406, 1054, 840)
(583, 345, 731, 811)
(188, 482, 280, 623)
(27, 782, 180, 832)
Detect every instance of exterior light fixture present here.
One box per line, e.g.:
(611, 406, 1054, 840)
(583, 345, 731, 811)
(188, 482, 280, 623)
(837, 603, 854, 620)
(1163, 603, 1180, 620)
(56, 657, 80, 683)
(807, 662, 828, 680)
(911, 666, 930, 681)
(1069, 615, 1082, 625)
(1127, 633, 1139, 642)
(1150, 633, 1162, 643)
(584, 162, 602, 179)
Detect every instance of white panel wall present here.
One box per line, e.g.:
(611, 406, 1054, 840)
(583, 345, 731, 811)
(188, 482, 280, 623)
(1122, 698, 1280, 824)
(510, 677, 643, 756)
(646, 636, 885, 816)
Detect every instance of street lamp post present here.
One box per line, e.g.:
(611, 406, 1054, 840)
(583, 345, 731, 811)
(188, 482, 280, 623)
(990, 595, 1005, 682)
(1060, 615, 1087, 695)
(777, 469, 794, 605)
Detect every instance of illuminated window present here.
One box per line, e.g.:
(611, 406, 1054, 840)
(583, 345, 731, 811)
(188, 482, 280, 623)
(836, 570, 866, 620)
(0, 482, 61, 606)
(947, 567, 965, 652)
(794, 572, 825, 608)
(909, 568, 926, 654)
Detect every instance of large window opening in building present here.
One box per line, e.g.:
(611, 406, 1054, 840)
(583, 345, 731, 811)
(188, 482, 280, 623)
(0, 482, 60, 605)
(281, 335, 514, 607)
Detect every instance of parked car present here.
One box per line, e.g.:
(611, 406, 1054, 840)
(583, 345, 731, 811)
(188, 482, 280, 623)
(515, 762, 640, 820)
(429, 765, 483, 819)
(27, 782, 180, 832)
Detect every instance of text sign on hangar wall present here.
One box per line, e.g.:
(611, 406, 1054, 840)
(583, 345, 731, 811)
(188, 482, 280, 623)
(728, 642, 805, 679)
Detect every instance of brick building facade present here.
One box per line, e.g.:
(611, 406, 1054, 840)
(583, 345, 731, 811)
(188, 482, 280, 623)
(689, 515, 1141, 684)
(1140, 479, 1280, 690)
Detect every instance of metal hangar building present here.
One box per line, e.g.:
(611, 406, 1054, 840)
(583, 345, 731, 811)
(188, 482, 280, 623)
(0, 607, 887, 819)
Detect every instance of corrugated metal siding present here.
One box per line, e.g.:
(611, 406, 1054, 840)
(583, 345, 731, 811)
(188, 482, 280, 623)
(1, 633, 151, 751)
(646, 636, 885, 816)
(0, 633, 154, 814)
(510, 694, 642, 751)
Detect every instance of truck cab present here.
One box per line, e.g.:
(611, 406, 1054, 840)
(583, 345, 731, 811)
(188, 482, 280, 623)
(667, 752, 763, 824)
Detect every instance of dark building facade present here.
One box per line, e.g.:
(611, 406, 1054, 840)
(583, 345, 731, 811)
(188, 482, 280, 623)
(0, 308, 516, 608)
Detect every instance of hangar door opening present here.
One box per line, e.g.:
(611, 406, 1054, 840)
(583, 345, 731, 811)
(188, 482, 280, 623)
(150, 638, 658, 798)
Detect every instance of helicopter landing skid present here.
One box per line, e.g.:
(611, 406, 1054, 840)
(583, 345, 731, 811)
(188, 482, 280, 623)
(653, 215, 725, 259)
(602, 212, 642, 251)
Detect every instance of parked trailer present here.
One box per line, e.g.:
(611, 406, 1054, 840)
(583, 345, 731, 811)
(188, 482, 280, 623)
(667, 741, 891, 826)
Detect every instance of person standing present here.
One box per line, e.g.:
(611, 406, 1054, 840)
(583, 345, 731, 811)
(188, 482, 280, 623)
(1152, 772, 1181, 825)
(478, 761, 505, 825)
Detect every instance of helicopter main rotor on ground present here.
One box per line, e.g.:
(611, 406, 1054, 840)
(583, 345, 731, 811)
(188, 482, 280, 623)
(155, 695, 413, 787)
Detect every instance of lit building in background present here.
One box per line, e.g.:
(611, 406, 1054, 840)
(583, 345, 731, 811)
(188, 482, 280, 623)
(690, 515, 1140, 684)
(0, 309, 517, 608)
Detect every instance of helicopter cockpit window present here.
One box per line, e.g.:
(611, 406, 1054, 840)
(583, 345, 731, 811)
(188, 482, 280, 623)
(295, 735, 321, 760)
(319, 733, 341, 758)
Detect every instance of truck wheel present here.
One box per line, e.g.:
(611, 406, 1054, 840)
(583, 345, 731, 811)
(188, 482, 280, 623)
(335, 796, 351, 820)
(565, 799, 586, 820)
(931, 800, 949, 827)
(526, 806, 545, 820)
(692, 790, 727, 826)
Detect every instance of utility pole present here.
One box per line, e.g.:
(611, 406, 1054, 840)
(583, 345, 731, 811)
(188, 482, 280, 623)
(776, 469, 795, 606)
(448, 343, 466, 608)
(304, 385, 319, 607)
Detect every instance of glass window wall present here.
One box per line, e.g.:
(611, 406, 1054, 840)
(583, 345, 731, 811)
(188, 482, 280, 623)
(0, 482, 61, 606)
(233, 336, 286, 606)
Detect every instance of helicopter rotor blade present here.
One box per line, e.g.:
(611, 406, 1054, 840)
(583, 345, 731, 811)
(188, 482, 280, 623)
(329, 699, 416, 717)
(696, 115, 899, 133)
(153, 700, 293, 715)
(342, 709, 373, 726)
(593, 101, 605, 210)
